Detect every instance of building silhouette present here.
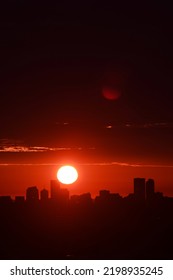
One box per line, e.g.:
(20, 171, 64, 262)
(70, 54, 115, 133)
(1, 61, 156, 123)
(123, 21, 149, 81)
(50, 180, 69, 206)
(0, 196, 13, 205)
(146, 178, 155, 200)
(26, 186, 39, 202)
(79, 192, 92, 206)
(15, 196, 25, 204)
(59, 188, 69, 203)
(50, 180, 60, 200)
(134, 178, 145, 201)
(99, 190, 110, 198)
(40, 189, 49, 201)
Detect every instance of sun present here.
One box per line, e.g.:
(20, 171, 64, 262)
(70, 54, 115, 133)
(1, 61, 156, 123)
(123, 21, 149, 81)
(57, 165, 78, 184)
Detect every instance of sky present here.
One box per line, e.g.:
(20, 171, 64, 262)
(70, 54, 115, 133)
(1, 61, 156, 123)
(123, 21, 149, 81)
(0, 2, 173, 197)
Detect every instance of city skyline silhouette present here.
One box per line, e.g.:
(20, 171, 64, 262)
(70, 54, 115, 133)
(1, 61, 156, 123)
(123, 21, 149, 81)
(1, 2, 173, 199)
(1, 1, 173, 262)
(0, 176, 173, 260)
(0, 177, 167, 202)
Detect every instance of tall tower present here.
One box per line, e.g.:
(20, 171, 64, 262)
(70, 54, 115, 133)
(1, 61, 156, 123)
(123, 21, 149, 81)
(50, 180, 69, 205)
(50, 180, 60, 200)
(134, 178, 145, 201)
(146, 179, 155, 200)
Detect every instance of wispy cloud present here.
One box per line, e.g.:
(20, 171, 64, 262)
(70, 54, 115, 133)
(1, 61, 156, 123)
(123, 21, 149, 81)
(125, 122, 173, 128)
(0, 139, 95, 153)
(55, 120, 173, 129)
(0, 146, 73, 153)
(0, 161, 173, 168)
(82, 162, 173, 168)
(103, 122, 173, 129)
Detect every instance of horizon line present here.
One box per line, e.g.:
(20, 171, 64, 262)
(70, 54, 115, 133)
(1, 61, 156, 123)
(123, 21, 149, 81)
(0, 161, 173, 168)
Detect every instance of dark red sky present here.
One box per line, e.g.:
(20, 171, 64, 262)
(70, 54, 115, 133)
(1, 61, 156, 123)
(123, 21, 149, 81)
(0, 2, 173, 197)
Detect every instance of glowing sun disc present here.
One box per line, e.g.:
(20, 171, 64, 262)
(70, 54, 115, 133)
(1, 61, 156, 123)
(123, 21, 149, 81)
(57, 165, 78, 184)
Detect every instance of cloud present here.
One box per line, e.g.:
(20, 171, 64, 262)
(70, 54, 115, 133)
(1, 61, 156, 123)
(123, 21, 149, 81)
(0, 161, 173, 168)
(81, 162, 173, 168)
(125, 122, 173, 128)
(0, 139, 93, 153)
(0, 145, 72, 152)
(0, 146, 73, 152)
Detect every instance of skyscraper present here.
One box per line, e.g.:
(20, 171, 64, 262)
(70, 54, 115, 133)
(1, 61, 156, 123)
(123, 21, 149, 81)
(50, 180, 69, 206)
(146, 179, 155, 200)
(50, 180, 60, 200)
(134, 178, 145, 201)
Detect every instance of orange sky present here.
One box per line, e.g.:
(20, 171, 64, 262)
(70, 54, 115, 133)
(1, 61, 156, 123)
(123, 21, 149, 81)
(1, 3, 173, 199)
(0, 163, 173, 198)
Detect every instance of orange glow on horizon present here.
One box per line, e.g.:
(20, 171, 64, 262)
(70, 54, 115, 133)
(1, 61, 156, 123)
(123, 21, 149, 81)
(0, 162, 173, 198)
